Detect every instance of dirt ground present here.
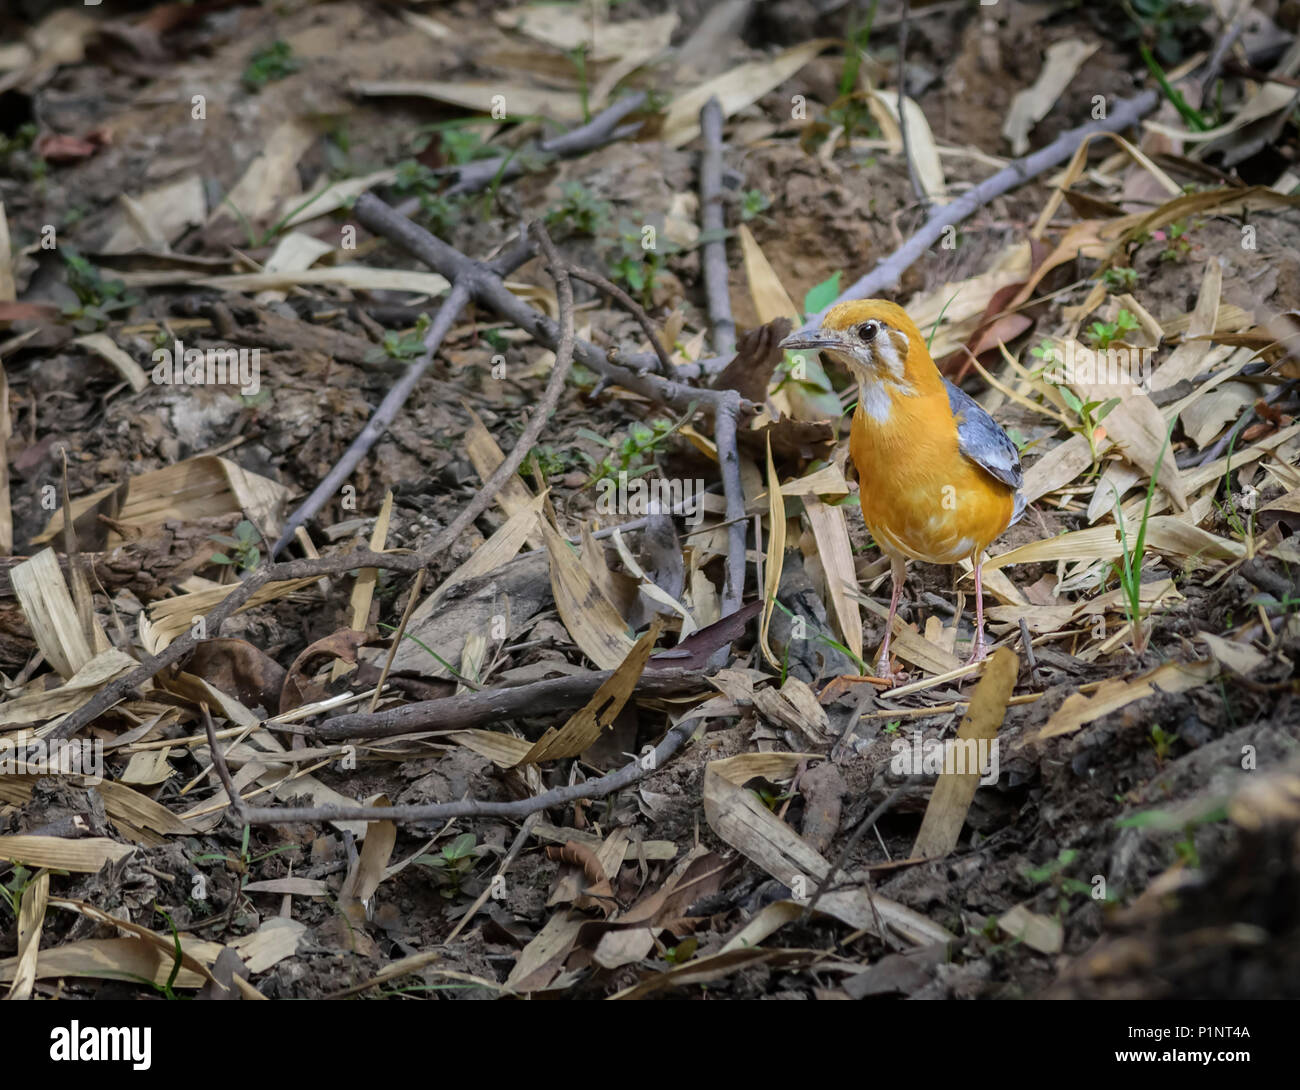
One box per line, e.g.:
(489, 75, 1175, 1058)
(1, 0, 1299, 1002)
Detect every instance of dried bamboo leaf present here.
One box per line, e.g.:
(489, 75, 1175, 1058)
(541, 519, 636, 669)
(801, 494, 862, 660)
(912, 646, 1018, 859)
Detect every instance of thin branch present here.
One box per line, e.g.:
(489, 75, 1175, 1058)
(313, 666, 708, 741)
(699, 96, 736, 357)
(202, 701, 245, 823)
(563, 264, 672, 374)
(441, 92, 648, 199)
(713, 390, 747, 618)
(352, 193, 751, 621)
(824, 89, 1161, 313)
(271, 280, 473, 556)
(802, 784, 909, 921)
(234, 714, 701, 826)
(352, 194, 738, 414)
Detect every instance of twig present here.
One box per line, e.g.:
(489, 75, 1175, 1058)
(441, 92, 648, 199)
(353, 194, 738, 413)
(443, 813, 538, 944)
(713, 390, 747, 618)
(802, 783, 909, 921)
(271, 281, 471, 556)
(313, 667, 708, 741)
(43, 548, 433, 743)
(896, 0, 928, 209)
(699, 97, 736, 357)
(562, 264, 672, 374)
(272, 238, 535, 555)
(202, 702, 245, 823)
(352, 192, 751, 622)
(41, 227, 573, 746)
(1197, 382, 1293, 466)
(823, 89, 1161, 313)
(369, 568, 426, 713)
(233, 713, 702, 826)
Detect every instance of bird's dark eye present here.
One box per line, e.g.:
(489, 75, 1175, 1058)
(857, 321, 878, 342)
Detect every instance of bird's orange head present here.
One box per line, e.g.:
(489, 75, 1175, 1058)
(779, 300, 940, 393)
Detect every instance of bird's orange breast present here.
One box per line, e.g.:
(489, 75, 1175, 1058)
(850, 392, 1015, 565)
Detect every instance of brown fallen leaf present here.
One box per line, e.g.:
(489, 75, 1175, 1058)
(279, 629, 369, 714)
(912, 646, 1019, 859)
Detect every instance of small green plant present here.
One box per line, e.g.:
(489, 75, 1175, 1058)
(1086, 309, 1140, 349)
(1059, 386, 1120, 467)
(607, 216, 673, 306)
(817, 1, 881, 152)
(394, 158, 438, 195)
(1023, 849, 1097, 915)
(1102, 266, 1139, 292)
(209, 519, 263, 573)
(740, 188, 770, 222)
(365, 313, 431, 364)
(242, 41, 299, 91)
(1107, 423, 1174, 656)
(751, 782, 794, 811)
(576, 416, 679, 483)
(882, 719, 901, 735)
(0, 864, 33, 920)
(769, 597, 870, 677)
(1213, 433, 1255, 546)
(1116, 802, 1227, 869)
(1149, 723, 1179, 764)
(521, 444, 571, 481)
(415, 833, 478, 898)
(60, 248, 140, 331)
(222, 187, 328, 250)
(1114, 0, 1209, 65)
(1155, 220, 1195, 262)
(193, 827, 295, 892)
(0, 122, 44, 181)
(567, 43, 591, 122)
(545, 182, 611, 238)
(660, 937, 698, 964)
(439, 126, 490, 166)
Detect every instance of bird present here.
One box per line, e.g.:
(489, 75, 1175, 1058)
(780, 300, 1025, 681)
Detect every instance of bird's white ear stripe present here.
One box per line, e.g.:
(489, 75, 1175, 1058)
(875, 329, 904, 380)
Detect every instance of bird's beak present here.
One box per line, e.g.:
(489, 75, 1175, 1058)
(779, 324, 844, 353)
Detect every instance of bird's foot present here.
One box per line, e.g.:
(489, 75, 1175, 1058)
(873, 653, 910, 688)
(964, 640, 989, 668)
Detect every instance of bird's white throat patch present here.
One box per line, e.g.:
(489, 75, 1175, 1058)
(856, 377, 916, 423)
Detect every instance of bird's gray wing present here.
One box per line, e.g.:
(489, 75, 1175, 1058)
(944, 379, 1027, 524)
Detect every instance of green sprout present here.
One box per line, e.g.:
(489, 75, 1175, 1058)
(1102, 266, 1139, 293)
(1106, 423, 1174, 656)
(545, 182, 611, 238)
(242, 41, 299, 92)
(740, 188, 770, 221)
(60, 248, 140, 332)
(1086, 309, 1140, 349)
(209, 519, 263, 573)
(415, 833, 478, 898)
(366, 314, 431, 364)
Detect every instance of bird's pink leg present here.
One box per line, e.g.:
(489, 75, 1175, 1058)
(875, 554, 907, 678)
(966, 552, 988, 665)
